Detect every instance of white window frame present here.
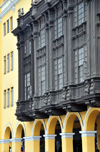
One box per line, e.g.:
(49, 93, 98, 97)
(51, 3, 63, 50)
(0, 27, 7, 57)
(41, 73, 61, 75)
(74, 1, 87, 27)
(75, 45, 87, 83)
(54, 57, 63, 90)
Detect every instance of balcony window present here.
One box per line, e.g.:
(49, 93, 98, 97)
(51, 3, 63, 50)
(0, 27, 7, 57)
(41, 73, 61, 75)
(25, 73, 31, 100)
(24, 40, 31, 56)
(55, 57, 63, 90)
(38, 65, 45, 95)
(55, 17, 63, 39)
(75, 45, 87, 83)
(38, 29, 45, 49)
(74, 1, 87, 27)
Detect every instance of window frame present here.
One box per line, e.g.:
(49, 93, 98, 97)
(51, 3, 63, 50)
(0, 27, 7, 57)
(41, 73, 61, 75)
(24, 72, 31, 100)
(54, 16, 63, 39)
(54, 57, 63, 90)
(7, 53, 10, 73)
(10, 16, 13, 31)
(7, 89, 10, 108)
(7, 19, 9, 33)
(11, 51, 13, 71)
(4, 56, 6, 74)
(4, 22, 6, 36)
(11, 87, 14, 106)
(4, 90, 6, 109)
(74, 1, 87, 27)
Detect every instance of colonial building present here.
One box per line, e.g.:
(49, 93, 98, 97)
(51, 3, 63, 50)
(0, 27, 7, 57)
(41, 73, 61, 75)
(1, 0, 100, 152)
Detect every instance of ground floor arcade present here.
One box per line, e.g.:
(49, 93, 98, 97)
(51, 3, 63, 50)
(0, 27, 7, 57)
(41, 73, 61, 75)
(1, 107, 100, 152)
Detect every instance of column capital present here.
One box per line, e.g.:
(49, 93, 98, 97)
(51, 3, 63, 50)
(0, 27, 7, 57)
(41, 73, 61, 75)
(43, 134, 57, 139)
(60, 133, 75, 138)
(79, 131, 97, 137)
(11, 138, 22, 142)
(0, 139, 10, 143)
(23, 136, 41, 141)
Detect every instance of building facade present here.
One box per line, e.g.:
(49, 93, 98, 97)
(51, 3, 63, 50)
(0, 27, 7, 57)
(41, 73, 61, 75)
(1, 0, 100, 152)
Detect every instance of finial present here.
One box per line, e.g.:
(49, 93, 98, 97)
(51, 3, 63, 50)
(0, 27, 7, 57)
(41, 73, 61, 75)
(21, 8, 24, 15)
(31, 0, 33, 6)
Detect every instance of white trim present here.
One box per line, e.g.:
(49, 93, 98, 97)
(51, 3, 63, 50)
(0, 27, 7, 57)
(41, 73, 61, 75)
(43, 134, 57, 140)
(63, 112, 83, 133)
(23, 136, 41, 141)
(46, 116, 63, 134)
(79, 131, 97, 137)
(31, 119, 46, 136)
(83, 107, 91, 131)
(14, 121, 26, 138)
(0, 0, 20, 22)
(0, 139, 10, 143)
(2, 122, 13, 139)
(60, 133, 75, 138)
(11, 138, 22, 142)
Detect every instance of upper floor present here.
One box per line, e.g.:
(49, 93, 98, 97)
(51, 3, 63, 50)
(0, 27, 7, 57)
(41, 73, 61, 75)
(13, 0, 100, 121)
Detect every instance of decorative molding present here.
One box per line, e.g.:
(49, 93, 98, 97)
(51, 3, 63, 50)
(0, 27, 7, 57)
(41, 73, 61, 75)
(0, 0, 20, 22)
(0, 139, 10, 143)
(79, 131, 97, 137)
(60, 133, 75, 138)
(43, 134, 57, 139)
(11, 138, 22, 142)
(23, 136, 41, 141)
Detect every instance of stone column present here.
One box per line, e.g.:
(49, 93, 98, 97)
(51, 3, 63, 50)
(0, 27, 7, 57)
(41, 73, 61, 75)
(80, 131, 97, 152)
(43, 134, 56, 152)
(24, 136, 41, 152)
(60, 133, 75, 152)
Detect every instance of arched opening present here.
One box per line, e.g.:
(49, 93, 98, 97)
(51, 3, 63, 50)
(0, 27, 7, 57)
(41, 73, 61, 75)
(40, 124, 45, 152)
(64, 113, 82, 152)
(73, 117, 82, 152)
(4, 126, 12, 152)
(84, 108, 100, 152)
(55, 121, 62, 152)
(33, 120, 45, 152)
(47, 116, 62, 152)
(15, 124, 25, 152)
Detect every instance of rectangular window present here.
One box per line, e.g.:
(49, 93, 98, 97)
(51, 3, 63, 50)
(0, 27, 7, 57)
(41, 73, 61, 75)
(7, 19, 9, 33)
(55, 57, 63, 90)
(4, 90, 6, 109)
(41, 29, 45, 47)
(8, 89, 10, 107)
(58, 17, 62, 38)
(75, 45, 87, 83)
(4, 56, 6, 74)
(11, 87, 13, 106)
(11, 52, 13, 70)
(10, 17, 13, 31)
(4, 22, 6, 36)
(24, 40, 31, 56)
(55, 17, 63, 39)
(25, 73, 31, 100)
(7, 54, 10, 72)
(38, 65, 45, 95)
(74, 2, 87, 26)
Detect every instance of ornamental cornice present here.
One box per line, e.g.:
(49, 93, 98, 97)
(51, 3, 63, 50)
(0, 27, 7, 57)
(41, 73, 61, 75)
(0, 0, 20, 23)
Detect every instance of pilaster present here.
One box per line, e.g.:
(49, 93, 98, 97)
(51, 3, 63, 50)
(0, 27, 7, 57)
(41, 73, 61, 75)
(60, 133, 75, 152)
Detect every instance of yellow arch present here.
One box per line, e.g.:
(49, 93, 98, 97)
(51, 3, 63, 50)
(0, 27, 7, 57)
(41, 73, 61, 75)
(63, 112, 83, 133)
(32, 119, 46, 136)
(14, 121, 26, 138)
(84, 107, 100, 131)
(3, 123, 13, 139)
(3, 126, 12, 139)
(47, 116, 63, 134)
